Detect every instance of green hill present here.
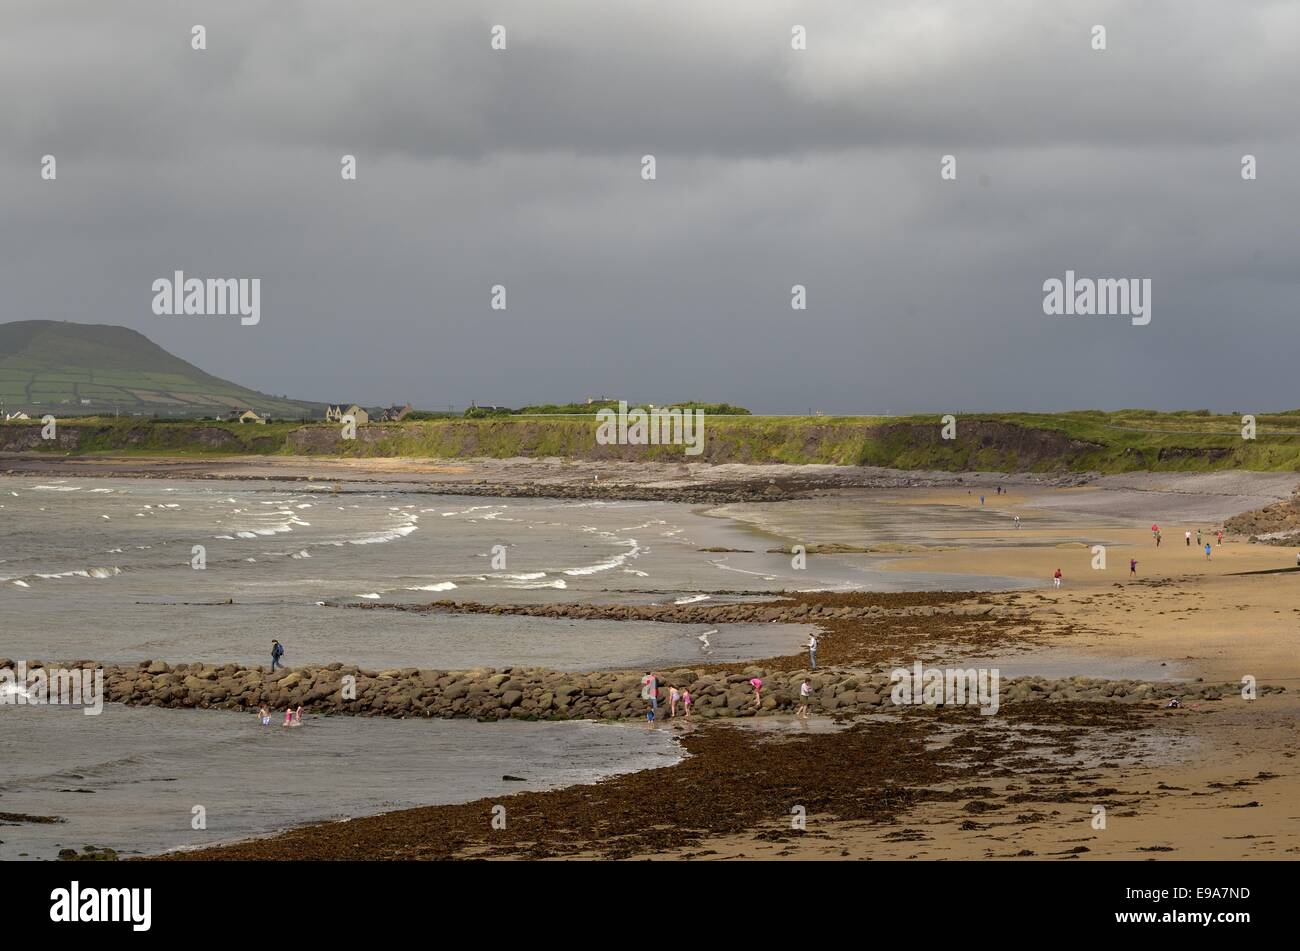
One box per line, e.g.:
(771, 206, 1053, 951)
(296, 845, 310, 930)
(0, 320, 322, 419)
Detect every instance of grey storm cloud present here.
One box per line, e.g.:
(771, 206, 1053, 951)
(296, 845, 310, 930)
(1, 0, 1297, 413)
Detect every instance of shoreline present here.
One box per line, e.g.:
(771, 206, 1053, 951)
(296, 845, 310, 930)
(10, 460, 1297, 861)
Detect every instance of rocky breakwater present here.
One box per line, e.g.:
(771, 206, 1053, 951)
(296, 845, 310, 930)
(343, 591, 1056, 672)
(2, 658, 1281, 723)
(420, 480, 800, 504)
(344, 591, 996, 625)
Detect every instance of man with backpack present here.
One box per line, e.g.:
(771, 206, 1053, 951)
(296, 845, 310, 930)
(271, 639, 285, 671)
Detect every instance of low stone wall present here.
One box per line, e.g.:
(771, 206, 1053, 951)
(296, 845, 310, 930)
(2, 658, 1279, 722)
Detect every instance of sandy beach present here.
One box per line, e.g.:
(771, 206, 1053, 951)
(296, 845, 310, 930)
(4, 454, 1295, 861)
(35, 457, 1277, 862)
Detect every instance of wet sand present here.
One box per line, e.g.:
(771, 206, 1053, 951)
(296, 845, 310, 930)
(13, 456, 1293, 862)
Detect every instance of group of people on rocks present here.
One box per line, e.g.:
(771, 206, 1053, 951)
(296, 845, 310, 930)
(640, 672, 692, 721)
(642, 637, 821, 722)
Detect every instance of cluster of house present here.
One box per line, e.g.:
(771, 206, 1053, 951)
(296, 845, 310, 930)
(329, 403, 413, 424)
(323, 403, 412, 425)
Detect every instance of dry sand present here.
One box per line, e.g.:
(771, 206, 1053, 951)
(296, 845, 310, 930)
(647, 478, 1300, 861)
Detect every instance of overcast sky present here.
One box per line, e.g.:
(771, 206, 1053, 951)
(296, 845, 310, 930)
(2, 1, 1296, 413)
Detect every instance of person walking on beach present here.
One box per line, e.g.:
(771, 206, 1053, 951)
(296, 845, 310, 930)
(1205, 542, 1213, 560)
(1053, 568, 1062, 589)
(980, 495, 985, 506)
(807, 633, 818, 670)
(1156, 532, 1161, 548)
(797, 679, 812, 718)
(1197, 529, 1202, 547)
(750, 677, 764, 708)
(668, 685, 680, 718)
(1216, 530, 1223, 546)
(271, 639, 285, 671)
(1014, 515, 1021, 530)
(1185, 530, 1191, 547)
(1130, 558, 1137, 577)
(642, 671, 658, 721)
(682, 687, 692, 719)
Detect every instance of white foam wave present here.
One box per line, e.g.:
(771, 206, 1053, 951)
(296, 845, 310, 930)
(563, 538, 642, 576)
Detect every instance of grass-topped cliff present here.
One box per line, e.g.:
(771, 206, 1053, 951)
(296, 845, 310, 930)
(4, 409, 1300, 473)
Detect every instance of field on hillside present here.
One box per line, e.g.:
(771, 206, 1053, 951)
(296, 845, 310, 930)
(0, 320, 319, 418)
(0, 364, 313, 418)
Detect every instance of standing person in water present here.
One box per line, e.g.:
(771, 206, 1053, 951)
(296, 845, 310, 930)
(271, 639, 285, 671)
(292, 705, 303, 727)
(282, 707, 293, 726)
(668, 685, 680, 718)
(258, 705, 272, 726)
(681, 687, 692, 719)
(1053, 568, 1062, 589)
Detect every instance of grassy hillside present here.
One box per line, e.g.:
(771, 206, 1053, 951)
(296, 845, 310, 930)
(0, 320, 321, 419)
(5, 410, 1300, 473)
